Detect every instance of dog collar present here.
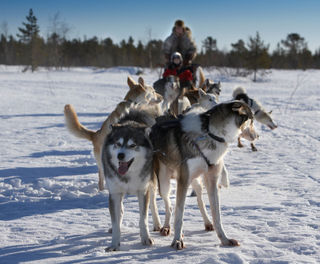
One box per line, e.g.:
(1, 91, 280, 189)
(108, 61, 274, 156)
(207, 132, 225, 143)
(200, 113, 226, 143)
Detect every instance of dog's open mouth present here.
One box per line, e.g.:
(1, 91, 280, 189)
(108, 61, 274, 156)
(118, 158, 134, 175)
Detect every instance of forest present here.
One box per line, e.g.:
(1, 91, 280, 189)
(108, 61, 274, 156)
(1, 9, 319, 75)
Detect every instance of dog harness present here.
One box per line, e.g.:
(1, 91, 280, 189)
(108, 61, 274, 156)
(235, 93, 261, 115)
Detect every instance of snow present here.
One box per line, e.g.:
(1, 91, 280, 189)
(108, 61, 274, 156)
(0, 65, 319, 263)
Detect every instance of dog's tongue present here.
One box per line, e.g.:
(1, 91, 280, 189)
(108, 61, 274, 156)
(118, 161, 129, 175)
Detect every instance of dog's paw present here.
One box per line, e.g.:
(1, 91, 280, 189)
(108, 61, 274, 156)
(141, 237, 154, 246)
(205, 223, 214, 231)
(160, 227, 170, 236)
(222, 238, 240, 247)
(105, 245, 120, 252)
(171, 239, 185, 250)
(237, 143, 244, 148)
(251, 146, 258, 151)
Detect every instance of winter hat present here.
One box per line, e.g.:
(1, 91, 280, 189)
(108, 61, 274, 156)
(174, 19, 185, 28)
(171, 52, 183, 65)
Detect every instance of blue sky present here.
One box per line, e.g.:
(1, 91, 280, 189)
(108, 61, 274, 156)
(1, 0, 319, 52)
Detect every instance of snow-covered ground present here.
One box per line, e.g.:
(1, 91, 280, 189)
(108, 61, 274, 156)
(0, 65, 319, 264)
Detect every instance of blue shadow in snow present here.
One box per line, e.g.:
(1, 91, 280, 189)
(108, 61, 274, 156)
(0, 165, 97, 181)
(0, 193, 108, 221)
(29, 149, 92, 158)
(0, 112, 110, 120)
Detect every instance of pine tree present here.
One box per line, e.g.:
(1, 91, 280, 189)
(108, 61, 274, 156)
(246, 32, 271, 82)
(17, 8, 41, 71)
(202, 36, 217, 66)
(280, 33, 311, 69)
(229, 39, 248, 75)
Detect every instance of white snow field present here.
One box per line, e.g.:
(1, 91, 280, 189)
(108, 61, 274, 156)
(0, 65, 319, 264)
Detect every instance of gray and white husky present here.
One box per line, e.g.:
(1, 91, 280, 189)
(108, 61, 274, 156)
(233, 86, 277, 151)
(150, 101, 255, 249)
(101, 110, 157, 251)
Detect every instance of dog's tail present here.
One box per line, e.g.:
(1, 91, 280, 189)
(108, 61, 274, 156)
(232, 86, 246, 99)
(64, 104, 95, 142)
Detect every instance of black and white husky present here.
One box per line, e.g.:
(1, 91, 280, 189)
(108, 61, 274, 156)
(232, 86, 277, 151)
(101, 110, 157, 251)
(150, 101, 255, 249)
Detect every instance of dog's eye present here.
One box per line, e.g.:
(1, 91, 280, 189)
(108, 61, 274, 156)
(115, 142, 122, 148)
(129, 143, 137, 149)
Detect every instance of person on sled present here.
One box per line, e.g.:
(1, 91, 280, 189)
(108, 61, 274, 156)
(163, 19, 197, 66)
(153, 19, 197, 94)
(163, 52, 193, 89)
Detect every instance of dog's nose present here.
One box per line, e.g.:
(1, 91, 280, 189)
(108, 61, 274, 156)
(117, 153, 125, 160)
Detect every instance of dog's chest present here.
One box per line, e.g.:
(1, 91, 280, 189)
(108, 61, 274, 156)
(106, 170, 150, 195)
(187, 145, 227, 178)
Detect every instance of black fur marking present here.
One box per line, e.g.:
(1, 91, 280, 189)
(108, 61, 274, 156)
(235, 93, 254, 108)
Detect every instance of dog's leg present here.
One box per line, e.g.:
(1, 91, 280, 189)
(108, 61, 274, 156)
(94, 149, 105, 191)
(219, 162, 229, 188)
(149, 183, 161, 231)
(251, 142, 258, 152)
(158, 162, 172, 236)
(191, 177, 213, 231)
(105, 192, 124, 251)
(237, 137, 244, 148)
(98, 169, 104, 191)
(204, 163, 240, 247)
(171, 163, 189, 250)
(137, 189, 154, 246)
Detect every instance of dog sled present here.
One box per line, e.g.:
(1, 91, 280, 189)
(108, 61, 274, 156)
(153, 63, 205, 96)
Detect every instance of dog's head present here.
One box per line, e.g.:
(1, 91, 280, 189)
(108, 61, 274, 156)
(198, 88, 218, 110)
(204, 101, 255, 143)
(255, 110, 277, 130)
(126, 76, 162, 105)
(164, 75, 180, 99)
(105, 123, 152, 176)
(203, 79, 221, 97)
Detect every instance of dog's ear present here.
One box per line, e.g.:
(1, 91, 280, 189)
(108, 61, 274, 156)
(198, 88, 206, 97)
(138, 76, 145, 87)
(204, 79, 211, 91)
(231, 101, 247, 115)
(217, 81, 221, 87)
(231, 101, 253, 119)
(127, 76, 136, 90)
(138, 83, 147, 92)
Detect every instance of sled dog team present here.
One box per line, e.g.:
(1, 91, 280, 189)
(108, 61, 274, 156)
(64, 75, 277, 251)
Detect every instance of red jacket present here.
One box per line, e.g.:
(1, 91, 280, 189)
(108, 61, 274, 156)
(163, 67, 193, 82)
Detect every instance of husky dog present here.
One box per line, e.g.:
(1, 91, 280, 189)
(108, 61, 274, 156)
(161, 76, 182, 113)
(183, 79, 221, 106)
(186, 88, 219, 114)
(232, 86, 277, 151)
(101, 110, 157, 251)
(150, 101, 255, 249)
(202, 79, 221, 97)
(64, 76, 161, 190)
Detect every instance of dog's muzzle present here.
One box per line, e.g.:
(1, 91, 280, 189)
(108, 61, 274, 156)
(118, 157, 134, 176)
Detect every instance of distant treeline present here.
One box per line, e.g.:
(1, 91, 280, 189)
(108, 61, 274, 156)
(1, 9, 320, 75)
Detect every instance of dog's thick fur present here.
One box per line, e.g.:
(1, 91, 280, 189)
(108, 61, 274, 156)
(232, 86, 277, 151)
(64, 76, 161, 190)
(101, 109, 157, 251)
(150, 101, 254, 249)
